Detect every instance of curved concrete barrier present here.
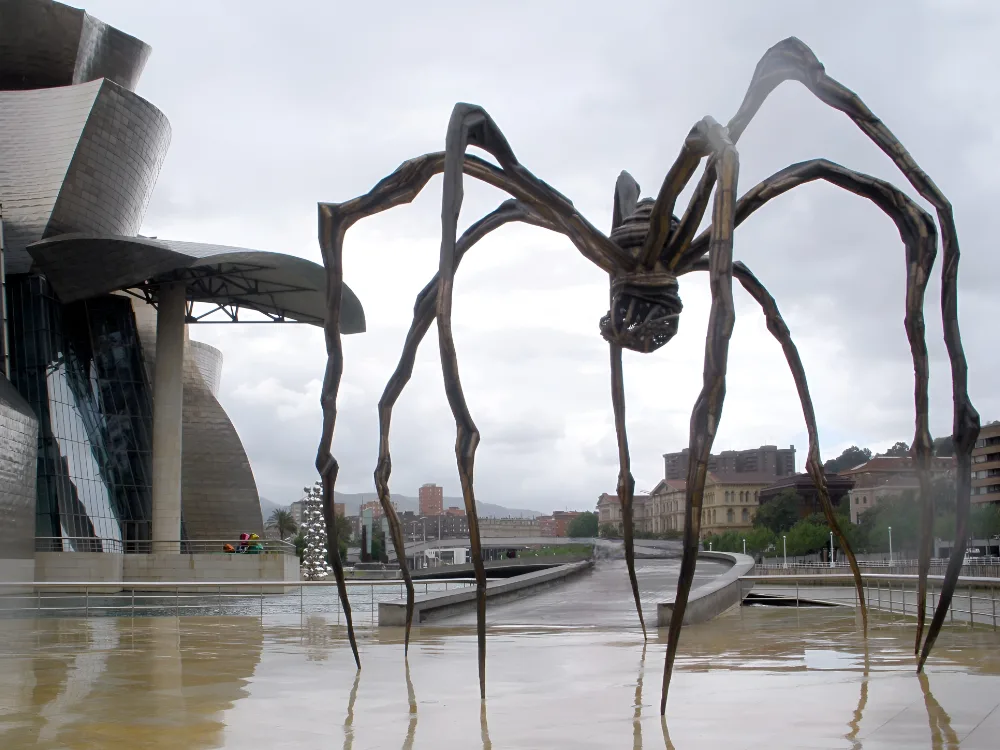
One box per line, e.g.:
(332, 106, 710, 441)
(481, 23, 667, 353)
(379, 560, 593, 625)
(657, 551, 755, 627)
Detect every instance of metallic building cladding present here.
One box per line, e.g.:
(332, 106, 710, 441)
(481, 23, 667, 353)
(0, 78, 171, 275)
(0, 373, 38, 560)
(0, 1, 169, 550)
(132, 302, 263, 540)
(6, 276, 154, 550)
(0, 0, 150, 91)
(189, 340, 222, 396)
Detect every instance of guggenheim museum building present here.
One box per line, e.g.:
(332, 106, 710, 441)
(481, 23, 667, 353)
(0, 0, 364, 585)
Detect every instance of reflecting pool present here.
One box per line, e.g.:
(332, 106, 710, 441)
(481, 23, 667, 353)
(0, 606, 997, 748)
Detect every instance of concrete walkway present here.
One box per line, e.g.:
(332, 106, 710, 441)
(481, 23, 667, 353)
(429, 557, 729, 628)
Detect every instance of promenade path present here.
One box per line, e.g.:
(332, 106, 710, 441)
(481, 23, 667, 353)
(433, 557, 730, 627)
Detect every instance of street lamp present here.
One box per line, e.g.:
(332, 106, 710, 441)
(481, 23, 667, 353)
(709, 541, 713, 551)
(829, 530, 835, 568)
(888, 525, 893, 565)
(783, 535, 788, 569)
(742, 538, 747, 556)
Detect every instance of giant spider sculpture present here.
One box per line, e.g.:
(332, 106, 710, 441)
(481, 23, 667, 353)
(314, 38, 979, 714)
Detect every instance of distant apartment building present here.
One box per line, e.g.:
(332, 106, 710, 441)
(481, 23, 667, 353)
(698, 472, 776, 538)
(663, 445, 796, 481)
(402, 513, 469, 542)
(479, 517, 539, 538)
(538, 511, 582, 537)
(289, 501, 304, 526)
(359, 499, 382, 518)
(445, 506, 466, 517)
(840, 456, 955, 522)
(419, 483, 444, 515)
(972, 421, 1000, 505)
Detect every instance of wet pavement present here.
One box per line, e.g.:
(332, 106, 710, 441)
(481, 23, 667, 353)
(437, 558, 730, 627)
(1, 598, 998, 748)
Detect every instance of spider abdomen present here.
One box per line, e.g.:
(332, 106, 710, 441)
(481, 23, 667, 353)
(602, 198, 683, 353)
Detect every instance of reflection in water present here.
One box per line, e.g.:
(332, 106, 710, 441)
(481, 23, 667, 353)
(660, 717, 676, 750)
(480, 701, 492, 750)
(343, 669, 361, 750)
(845, 644, 869, 749)
(633, 643, 645, 750)
(402, 660, 417, 750)
(919, 673, 959, 750)
(0, 618, 262, 750)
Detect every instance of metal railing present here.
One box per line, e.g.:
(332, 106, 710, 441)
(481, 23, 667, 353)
(741, 573, 1000, 629)
(34, 537, 296, 556)
(753, 557, 1000, 578)
(0, 578, 481, 622)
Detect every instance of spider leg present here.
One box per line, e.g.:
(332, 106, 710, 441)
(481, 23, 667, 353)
(434, 102, 618, 699)
(318, 140, 631, 671)
(373, 200, 551, 654)
(660, 119, 739, 715)
(674, 37, 978, 662)
(684, 256, 870, 632)
(680, 158, 938, 645)
(610, 343, 647, 639)
(607, 170, 650, 637)
(638, 119, 721, 269)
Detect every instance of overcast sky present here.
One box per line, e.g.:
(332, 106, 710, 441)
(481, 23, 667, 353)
(85, 0, 998, 512)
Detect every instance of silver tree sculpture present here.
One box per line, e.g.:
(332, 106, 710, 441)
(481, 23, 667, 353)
(315, 38, 979, 713)
(301, 482, 333, 582)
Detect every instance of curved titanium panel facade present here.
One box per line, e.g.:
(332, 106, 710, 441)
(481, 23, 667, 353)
(0, 374, 38, 560)
(132, 302, 263, 540)
(0, 78, 170, 274)
(189, 341, 222, 397)
(0, 0, 150, 91)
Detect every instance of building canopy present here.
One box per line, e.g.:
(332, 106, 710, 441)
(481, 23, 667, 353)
(27, 233, 365, 331)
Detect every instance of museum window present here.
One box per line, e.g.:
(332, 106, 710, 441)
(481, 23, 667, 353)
(726, 509, 734, 523)
(6, 277, 155, 551)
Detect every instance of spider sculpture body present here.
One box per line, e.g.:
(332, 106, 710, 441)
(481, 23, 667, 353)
(315, 37, 979, 715)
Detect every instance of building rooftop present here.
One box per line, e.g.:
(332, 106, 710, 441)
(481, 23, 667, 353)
(706, 471, 781, 485)
(839, 456, 955, 476)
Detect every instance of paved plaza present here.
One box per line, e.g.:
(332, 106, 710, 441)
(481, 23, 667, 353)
(0, 595, 998, 748)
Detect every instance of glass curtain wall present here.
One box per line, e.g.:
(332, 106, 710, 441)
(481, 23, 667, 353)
(6, 276, 154, 552)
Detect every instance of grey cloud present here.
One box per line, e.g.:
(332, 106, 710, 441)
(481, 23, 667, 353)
(80, 0, 1000, 511)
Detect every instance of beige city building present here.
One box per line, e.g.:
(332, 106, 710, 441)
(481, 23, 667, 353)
(698, 472, 775, 538)
(972, 421, 1000, 505)
(650, 480, 687, 534)
(595, 492, 650, 534)
(597, 492, 621, 530)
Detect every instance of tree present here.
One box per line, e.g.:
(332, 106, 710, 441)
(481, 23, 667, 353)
(970, 503, 1000, 540)
(879, 441, 911, 458)
(266, 508, 297, 540)
(932, 435, 954, 457)
(753, 489, 800, 534)
(599, 523, 621, 539)
(824, 446, 872, 474)
(785, 517, 830, 556)
(567, 512, 599, 537)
